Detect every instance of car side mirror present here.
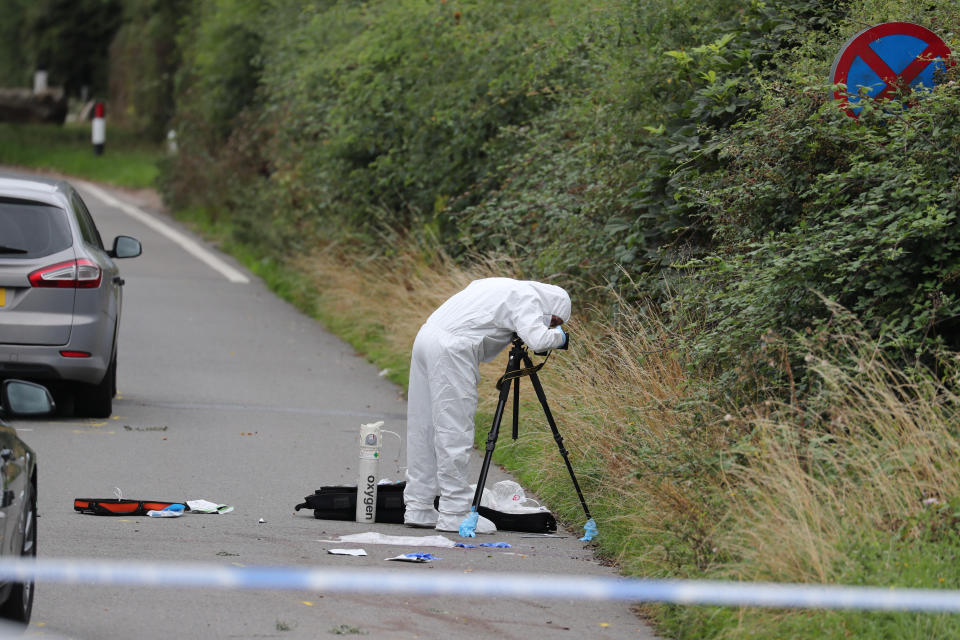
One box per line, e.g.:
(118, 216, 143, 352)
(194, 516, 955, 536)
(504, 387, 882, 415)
(1, 380, 55, 417)
(109, 235, 142, 259)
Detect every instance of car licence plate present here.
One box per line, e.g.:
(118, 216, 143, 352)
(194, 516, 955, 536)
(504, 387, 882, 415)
(0, 288, 4, 307)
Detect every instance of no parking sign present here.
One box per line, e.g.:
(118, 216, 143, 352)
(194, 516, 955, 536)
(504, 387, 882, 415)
(831, 22, 952, 117)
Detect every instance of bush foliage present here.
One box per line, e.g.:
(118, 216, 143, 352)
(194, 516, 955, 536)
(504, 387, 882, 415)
(678, 64, 960, 386)
(159, 0, 960, 390)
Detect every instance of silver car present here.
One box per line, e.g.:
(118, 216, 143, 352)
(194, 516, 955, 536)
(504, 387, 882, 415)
(0, 175, 141, 417)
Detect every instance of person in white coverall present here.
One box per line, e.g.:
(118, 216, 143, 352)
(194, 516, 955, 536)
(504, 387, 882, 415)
(403, 278, 571, 533)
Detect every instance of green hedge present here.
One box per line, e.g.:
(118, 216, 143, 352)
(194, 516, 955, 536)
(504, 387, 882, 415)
(162, 0, 960, 395)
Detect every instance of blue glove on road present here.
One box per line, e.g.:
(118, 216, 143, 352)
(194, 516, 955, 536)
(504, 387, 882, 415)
(459, 511, 479, 537)
(580, 518, 598, 541)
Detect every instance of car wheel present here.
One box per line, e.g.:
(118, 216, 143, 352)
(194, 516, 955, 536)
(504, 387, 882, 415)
(0, 481, 36, 624)
(77, 356, 115, 418)
(48, 383, 75, 417)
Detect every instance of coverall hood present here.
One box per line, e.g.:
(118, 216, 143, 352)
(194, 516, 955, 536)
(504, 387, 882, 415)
(423, 277, 572, 361)
(527, 281, 571, 324)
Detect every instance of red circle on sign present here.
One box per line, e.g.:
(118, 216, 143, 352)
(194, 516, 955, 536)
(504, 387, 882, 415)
(830, 22, 952, 116)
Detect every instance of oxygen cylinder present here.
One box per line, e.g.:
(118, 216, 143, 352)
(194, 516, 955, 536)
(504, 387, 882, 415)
(356, 421, 384, 523)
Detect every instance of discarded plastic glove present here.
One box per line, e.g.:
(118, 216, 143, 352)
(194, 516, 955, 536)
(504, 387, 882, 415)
(580, 518, 598, 541)
(386, 553, 442, 563)
(454, 542, 477, 549)
(478, 542, 511, 548)
(147, 504, 185, 518)
(459, 511, 479, 537)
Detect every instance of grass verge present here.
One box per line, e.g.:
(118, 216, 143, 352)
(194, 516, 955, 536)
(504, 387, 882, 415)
(0, 122, 161, 188)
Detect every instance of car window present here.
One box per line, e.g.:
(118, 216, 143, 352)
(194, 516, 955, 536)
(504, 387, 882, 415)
(71, 193, 105, 250)
(0, 198, 73, 258)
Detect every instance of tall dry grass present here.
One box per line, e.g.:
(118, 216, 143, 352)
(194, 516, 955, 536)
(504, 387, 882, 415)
(721, 320, 960, 585)
(516, 293, 733, 575)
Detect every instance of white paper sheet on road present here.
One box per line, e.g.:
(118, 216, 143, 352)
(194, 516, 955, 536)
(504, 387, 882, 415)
(328, 548, 368, 556)
(187, 499, 234, 514)
(318, 532, 457, 548)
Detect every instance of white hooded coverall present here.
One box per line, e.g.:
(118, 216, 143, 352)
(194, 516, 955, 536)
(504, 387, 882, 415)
(403, 278, 572, 527)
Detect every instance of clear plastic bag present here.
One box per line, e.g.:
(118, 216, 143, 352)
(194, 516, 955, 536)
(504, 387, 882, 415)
(479, 480, 546, 514)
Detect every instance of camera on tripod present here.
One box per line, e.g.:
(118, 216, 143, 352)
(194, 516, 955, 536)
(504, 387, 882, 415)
(534, 330, 569, 356)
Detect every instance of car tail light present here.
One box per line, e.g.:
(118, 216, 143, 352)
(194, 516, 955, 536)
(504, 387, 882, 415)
(28, 259, 102, 288)
(60, 351, 91, 358)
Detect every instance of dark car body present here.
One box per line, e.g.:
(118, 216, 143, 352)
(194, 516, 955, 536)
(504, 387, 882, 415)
(0, 379, 47, 625)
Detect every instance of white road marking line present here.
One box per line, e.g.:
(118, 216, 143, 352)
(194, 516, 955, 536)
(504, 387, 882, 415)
(77, 181, 250, 284)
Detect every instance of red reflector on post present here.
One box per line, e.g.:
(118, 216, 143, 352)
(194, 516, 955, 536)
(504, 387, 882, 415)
(59, 351, 91, 358)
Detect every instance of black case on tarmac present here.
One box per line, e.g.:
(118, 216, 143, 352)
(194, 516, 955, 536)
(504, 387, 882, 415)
(295, 481, 557, 533)
(295, 483, 406, 524)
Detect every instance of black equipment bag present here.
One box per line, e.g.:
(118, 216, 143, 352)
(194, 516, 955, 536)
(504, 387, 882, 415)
(295, 481, 557, 533)
(476, 504, 557, 533)
(294, 483, 406, 524)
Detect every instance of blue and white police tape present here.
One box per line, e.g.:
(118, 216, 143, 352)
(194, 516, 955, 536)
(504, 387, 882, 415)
(1, 558, 960, 612)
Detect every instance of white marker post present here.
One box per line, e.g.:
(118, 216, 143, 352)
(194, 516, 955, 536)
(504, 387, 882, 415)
(33, 70, 48, 93)
(92, 102, 105, 155)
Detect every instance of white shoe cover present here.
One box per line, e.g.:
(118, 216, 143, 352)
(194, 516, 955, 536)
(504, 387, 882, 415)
(435, 512, 497, 534)
(404, 507, 439, 528)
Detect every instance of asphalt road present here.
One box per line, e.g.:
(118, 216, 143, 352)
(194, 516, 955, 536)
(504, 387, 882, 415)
(12, 177, 658, 639)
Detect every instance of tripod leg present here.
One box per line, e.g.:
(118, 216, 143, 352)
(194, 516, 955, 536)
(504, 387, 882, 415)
(468, 343, 523, 517)
(512, 375, 520, 440)
(521, 353, 594, 523)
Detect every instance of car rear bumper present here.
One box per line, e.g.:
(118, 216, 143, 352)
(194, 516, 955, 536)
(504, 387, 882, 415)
(0, 344, 108, 385)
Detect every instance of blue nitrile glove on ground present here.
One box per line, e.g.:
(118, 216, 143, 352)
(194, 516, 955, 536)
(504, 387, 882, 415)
(580, 518, 598, 541)
(459, 511, 479, 537)
(147, 504, 185, 518)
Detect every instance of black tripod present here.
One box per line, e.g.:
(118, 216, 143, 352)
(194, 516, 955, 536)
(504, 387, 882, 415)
(468, 335, 593, 527)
